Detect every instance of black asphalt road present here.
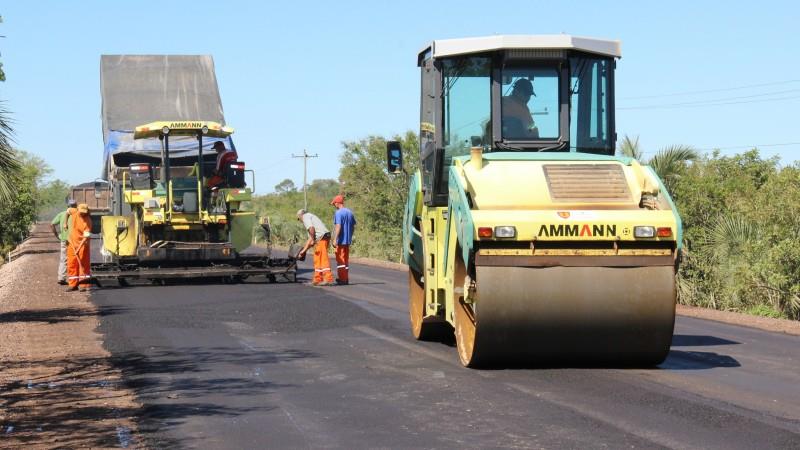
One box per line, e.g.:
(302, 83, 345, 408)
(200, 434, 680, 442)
(91, 261, 800, 449)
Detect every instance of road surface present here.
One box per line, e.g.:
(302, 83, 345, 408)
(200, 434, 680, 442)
(91, 260, 800, 449)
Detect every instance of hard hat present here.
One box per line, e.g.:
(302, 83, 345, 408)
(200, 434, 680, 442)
(67, 198, 77, 207)
(513, 78, 535, 96)
(296, 209, 306, 218)
(330, 195, 344, 205)
(77, 204, 89, 214)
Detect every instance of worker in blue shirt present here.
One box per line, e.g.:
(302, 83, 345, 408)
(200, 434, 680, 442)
(330, 195, 356, 285)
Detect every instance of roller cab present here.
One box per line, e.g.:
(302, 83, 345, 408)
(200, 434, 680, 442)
(394, 35, 681, 367)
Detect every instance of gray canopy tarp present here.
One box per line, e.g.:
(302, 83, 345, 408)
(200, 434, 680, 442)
(100, 55, 227, 179)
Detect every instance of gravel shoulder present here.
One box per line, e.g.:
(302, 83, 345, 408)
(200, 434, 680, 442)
(0, 223, 141, 448)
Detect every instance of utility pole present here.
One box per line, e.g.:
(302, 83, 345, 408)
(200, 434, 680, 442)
(292, 149, 318, 211)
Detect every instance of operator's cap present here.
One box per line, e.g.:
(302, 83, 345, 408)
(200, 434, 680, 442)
(513, 78, 535, 96)
(211, 141, 226, 151)
(77, 203, 89, 214)
(67, 198, 77, 207)
(330, 194, 344, 205)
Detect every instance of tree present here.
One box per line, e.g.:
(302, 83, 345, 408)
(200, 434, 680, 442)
(0, 152, 43, 256)
(274, 178, 296, 193)
(338, 131, 419, 259)
(617, 134, 698, 192)
(671, 150, 800, 319)
(0, 15, 20, 201)
(0, 103, 19, 201)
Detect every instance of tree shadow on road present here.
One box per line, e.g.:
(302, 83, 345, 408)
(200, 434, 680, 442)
(0, 306, 128, 324)
(0, 344, 316, 448)
(108, 345, 317, 448)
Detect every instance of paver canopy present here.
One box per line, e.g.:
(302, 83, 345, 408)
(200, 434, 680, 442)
(100, 55, 228, 179)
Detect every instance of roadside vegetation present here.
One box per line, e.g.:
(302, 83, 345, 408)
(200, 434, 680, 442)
(252, 131, 419, 260)
(671, 149, 800, 320)
(256, 132, 798, 320)
(0, 150, 71, 261)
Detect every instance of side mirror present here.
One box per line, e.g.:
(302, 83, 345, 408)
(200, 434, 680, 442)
(386, 141, 403, 174)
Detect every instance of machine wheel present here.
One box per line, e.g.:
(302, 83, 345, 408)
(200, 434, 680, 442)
(453, 263, 676, 368)
(452, 251, 481, 367)
(409, 268, 443, 340)
(117, 277, 129, 287)
(267, 274, 277, 283)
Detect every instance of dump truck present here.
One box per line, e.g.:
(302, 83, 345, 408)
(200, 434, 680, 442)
(92, 55, 295, 284)
(392, 35, 681, 367)
(70, 180, 110, 233)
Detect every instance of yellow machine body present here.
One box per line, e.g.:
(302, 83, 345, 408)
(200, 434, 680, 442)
(400, 35, 682, 367)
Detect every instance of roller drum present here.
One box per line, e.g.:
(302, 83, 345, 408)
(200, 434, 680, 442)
(457, 265, 676, 367)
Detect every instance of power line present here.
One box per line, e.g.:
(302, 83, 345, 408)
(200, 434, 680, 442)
(694, 141, 800, 151)
(618, 94, 800, 110)
(619, 79, 800, 100)
(621, 88, 800, 108)
(634, 141, 800, 155)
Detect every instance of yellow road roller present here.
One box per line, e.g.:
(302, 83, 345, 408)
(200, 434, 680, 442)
(390, 35, 681, 367)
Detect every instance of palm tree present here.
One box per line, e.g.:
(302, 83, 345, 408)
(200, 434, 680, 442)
(0, 101, 19, 201)
(617, 134, 698, 191)
(617, 135, 643, 160)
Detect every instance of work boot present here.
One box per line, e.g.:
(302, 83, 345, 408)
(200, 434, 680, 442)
(65, 286, 78, 292)
(57, 280, 67, 285)
(79, 286, 90, 292)
(336, 280, 349, 286)
(319, 280, 335, 287)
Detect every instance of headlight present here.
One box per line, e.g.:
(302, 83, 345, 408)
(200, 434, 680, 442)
(201, 125, 209, 135)
(494, 226, 516, 238)
(161, 126, 170, 135)
(634, 226, 655, 238)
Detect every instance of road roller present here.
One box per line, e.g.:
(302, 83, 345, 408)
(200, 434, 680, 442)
(389, 35, 681, 367)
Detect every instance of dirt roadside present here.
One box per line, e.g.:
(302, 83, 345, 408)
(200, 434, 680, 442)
(0, 223, 141, 448)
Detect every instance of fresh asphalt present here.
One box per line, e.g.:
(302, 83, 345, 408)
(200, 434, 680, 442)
(91, 259, 800, 449)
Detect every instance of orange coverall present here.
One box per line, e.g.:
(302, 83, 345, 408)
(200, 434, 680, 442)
(335, 245, 349, 283)
(66, 209, 92, 288)
(313, 237, 335, 284)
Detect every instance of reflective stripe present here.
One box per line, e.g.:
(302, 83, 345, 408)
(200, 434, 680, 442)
(337, 265, 347, 268)
(68, 275, 92, 280)
(315, 268, 332, 272)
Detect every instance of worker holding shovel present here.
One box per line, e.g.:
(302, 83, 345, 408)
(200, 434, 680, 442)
(65, 203, 92, 292)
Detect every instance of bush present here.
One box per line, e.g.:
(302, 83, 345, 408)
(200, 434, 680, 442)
(673, 150, 800, 319)
(0, 151, 69, 260)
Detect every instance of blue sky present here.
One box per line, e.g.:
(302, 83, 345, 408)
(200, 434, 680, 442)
(2, 0, 799, 192)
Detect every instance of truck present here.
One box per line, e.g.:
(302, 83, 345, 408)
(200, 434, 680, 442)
(91, 55, 295, 284)
(393, 35, 681, 367)
(69, 180, 110, 233)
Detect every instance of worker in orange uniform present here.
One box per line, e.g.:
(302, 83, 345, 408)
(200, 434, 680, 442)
(296, 209, 335, 286)
(330, 195, 356, 285)
(65, 203, 92, 292)
(206, 141, 238, 189)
